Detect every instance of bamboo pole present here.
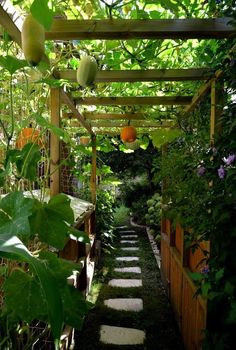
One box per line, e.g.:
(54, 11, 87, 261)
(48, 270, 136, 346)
(50, 88, 61, 197)
(90, 134, 97, 205)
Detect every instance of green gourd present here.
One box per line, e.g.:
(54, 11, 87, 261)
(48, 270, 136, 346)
(76, 56, 98, 87)
(21, 14, 45, 66)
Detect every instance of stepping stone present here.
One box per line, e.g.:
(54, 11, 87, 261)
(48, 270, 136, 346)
(116, 225, 128, 229)
(100, 325, 145, 345)
(104, 298, 143, 312)
(121, 247, 139, 251)
(116, 256, 139, 262)
(119, 230, 136, 234)
(114, 266, 141, 274)
(120, 240, 138, 244)
(108, 279, 142, 288)
(121, 235, 138, 238)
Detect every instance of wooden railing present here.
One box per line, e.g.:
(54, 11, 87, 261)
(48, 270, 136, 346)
(160, 218, 208, 350)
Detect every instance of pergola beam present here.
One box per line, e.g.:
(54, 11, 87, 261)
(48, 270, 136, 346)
(68, 120, 176, 128)
(63, 112, 149, 120)
(46, 18, 236, 40)
(75, 96, 192, 106)
(0, 0, 23, 46)
(60, 90, 94, 134)
(57, 68, 213, 83)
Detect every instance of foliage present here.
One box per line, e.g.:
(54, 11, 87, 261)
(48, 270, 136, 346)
(113, 204, 130, 226)
(145, 193, 162, 234)
(160, 51, 236, 348)
(95, 189, 115, 251)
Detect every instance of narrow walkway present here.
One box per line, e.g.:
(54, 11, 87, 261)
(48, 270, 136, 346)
(75, 224, 184, 350)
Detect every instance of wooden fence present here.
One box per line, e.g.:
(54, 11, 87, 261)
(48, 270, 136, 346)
(161, 218, 208, 350)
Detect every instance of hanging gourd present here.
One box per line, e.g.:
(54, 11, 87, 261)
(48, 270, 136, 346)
(76, 56, 98, 87)
(120, 126, 137, 143)
(125, 139, 140, 150)
(21, 13, 45, 66)
(16, 128, 44, 149)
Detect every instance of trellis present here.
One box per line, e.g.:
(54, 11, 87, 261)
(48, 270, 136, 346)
(0, 2, 235, 349)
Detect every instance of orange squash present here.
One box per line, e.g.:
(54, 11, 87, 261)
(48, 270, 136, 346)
(16, 128, 44, 149)
(120, 126, 137, 143)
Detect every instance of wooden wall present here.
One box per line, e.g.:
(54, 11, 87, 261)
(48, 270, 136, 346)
(161, 218, 208, 350)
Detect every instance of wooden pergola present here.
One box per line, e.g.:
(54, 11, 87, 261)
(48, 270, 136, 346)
(0, 2, 234, 200)
(0, 1, 234, 200)
(0, 2, 235, 350)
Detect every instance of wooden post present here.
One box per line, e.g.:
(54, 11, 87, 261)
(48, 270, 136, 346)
(50, 88, 61, 197)
(90, 134, 97, 204)
(210, 79, 216, 145)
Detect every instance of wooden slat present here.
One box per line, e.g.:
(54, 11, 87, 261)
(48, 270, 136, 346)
(83, 112, 146, 120)
(0, 1, 23, 46)
(90, 121, 176, 128)
(68, 120, 177, 129)
(46, 18, 236, 40)
(58, 68, 213, 83)
(90, 134, 96, 205)
(60, 90, 94, 134)
(63, 112, 149, 120)
(75, 96, 192, 106)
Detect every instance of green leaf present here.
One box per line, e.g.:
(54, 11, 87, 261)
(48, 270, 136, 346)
(69, 227, 90, 243)
(201, 281, 210, 298)
(151, 129, 182, 148)
(30, 194, 74, 249)
(189, 272, 203, 281)
(0, 233, 63, 346)
(47, 194, 74, 224)
(3, 269, 47, 322)
(0, 192, 34, 237)
(30, 0, 54, 30)
(0, 56, 28, 75)
(215, 268, 224, 281)
(62, 286, 89, 329)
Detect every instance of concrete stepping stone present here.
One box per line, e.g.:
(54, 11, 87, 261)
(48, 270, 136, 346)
(104, 298, 143, 312)
(119, 230, 136, 234)
(100, 325, 145, 345)
(120, 240, 138, 244)
(116, 225, 128, 229)
(116, 256, 139, 262)
(108, 279, 142, 288)
(114, 267, 141, 274)
(121, 247, 139, 251)
(121, 234, 138, 238)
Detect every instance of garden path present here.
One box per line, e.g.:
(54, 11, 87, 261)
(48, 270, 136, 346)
(75, 224, 184, 350)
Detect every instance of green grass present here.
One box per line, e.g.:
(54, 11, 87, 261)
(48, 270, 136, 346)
(75, 225, 184, 350)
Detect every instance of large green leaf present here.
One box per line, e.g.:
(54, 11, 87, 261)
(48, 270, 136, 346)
(0, 56, 28, 75)
(61, 286, 89, 329)
(3, 269, 47, 322)
(151, 129, 183, 148)
(30, 194, 75, 249)
(0, 192, 33, 237)
(30, 0, 54, 30)
(0, 233, 63, 349)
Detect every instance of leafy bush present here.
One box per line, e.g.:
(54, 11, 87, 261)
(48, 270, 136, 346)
(113, 204, 130, 226)
(95, 189, 115, 251)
